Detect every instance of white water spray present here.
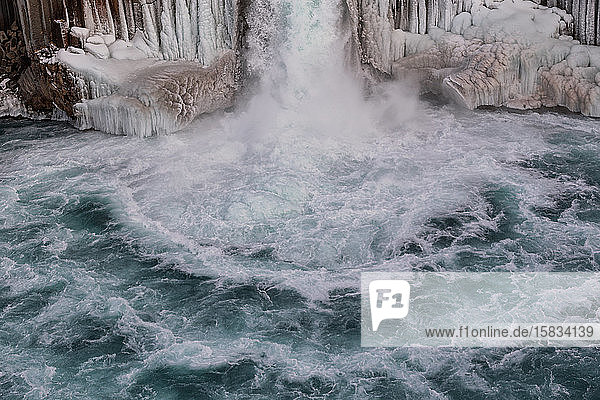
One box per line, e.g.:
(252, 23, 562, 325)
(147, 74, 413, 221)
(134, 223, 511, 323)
(227, 0, 419, 143)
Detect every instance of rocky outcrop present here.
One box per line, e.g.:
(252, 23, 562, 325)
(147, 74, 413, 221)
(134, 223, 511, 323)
(17, 50, 83, 116)
(352, 0, 600, 117)
(1, 0, 246, 136)
(0, 22, 28, 81)
(0, 4, 29, 117)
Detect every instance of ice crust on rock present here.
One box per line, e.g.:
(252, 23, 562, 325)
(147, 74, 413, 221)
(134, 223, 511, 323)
(4, 0, 244, 136)
(354, 0, 600, 116)
(57, 50, 237, 137)
(451, 12, 473, 35)
(87, 36, 105, 45)
(108, 40, 148, 60)
(70, 27, 90, 42)
(84, 42, 110, 59)
(0, 79, 27, 118)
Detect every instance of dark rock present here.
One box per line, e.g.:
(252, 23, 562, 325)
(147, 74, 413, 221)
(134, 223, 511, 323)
(17, 53, 82, 116)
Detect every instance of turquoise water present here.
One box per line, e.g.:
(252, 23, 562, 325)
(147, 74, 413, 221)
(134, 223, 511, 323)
(1, 105, 600, 398)
(3, 0, 600, 397)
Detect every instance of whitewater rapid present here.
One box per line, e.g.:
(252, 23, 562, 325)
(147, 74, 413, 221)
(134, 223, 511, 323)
(1, 103, 600, 397)
(2, 0, 600, 398)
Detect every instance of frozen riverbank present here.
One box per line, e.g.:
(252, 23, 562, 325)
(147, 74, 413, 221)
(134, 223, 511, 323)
(1, 0, 599, 135)
(352, 0, 600, 116)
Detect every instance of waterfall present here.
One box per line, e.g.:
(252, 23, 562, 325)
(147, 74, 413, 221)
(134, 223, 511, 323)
(238, 0, 374, 138)
(230, 0, 417, 142)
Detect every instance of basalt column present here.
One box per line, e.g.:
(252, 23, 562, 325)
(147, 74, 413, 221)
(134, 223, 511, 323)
(0, 0, 27, 83)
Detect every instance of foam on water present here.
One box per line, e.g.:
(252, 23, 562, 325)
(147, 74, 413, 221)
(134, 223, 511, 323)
(2, 0, 600, 397)
(2, 103, 600, 398)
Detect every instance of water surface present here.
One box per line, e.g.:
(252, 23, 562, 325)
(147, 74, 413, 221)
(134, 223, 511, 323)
(1, 105, 599, 398)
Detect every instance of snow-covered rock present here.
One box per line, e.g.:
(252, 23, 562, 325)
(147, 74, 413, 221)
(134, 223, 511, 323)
(57, 50, 237, 137)
(84, 42, 110, 59)
(70, 27, 90, 42)
(101, 34, 116, 46)
(86, 35, 105, 45)
(67, 46, 85, 55)
(108, 40, 148, 60)
(355, 0, 600, 117)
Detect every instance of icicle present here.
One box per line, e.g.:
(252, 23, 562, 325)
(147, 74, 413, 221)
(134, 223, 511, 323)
(176, 0, 195, 59)
(141, 0, 160, 54)
(597, 0, 600, 45)
(197, 0, 222, 65)
(124, 0, 136, 39)
(375, 0, 385, 17)
(433, 0, 439, 29)
(578, 0, 586, 43)
(82, 0, 96, 32)
(223, 0, 235, 47)
(116, 0, 129, 41)
(190, 0, 199, 58)
(463, 0, 472, 13)
(585, 0, 595, 45)
(399, 0, 410, 31)
(572, 0, 581, 40)
(426, 0, 435, 31)
(211, 0, 227, 55)
(418, 0, 427, 34)
(439, 0, 453, 31)
(409, 0, 418, 33)
(160, 0, 178, 59)
(104, 0, 116, 34)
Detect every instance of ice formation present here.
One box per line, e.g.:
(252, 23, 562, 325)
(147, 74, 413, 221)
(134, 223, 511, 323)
(3, 0, 243, 136)
(3, 0, 600, 132)
(58, 49, 237, 137)
(59, 0, 241, 67)
(15, 0, 240, 65)
(351, 0, 600, 116)
(64, 0, 241, 136)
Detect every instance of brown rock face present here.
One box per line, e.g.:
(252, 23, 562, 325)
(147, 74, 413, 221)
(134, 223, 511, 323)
(0, 22, 28, 83)
(18, 53, 82, 116)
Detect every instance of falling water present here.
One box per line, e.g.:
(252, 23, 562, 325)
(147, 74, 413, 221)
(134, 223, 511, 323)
(1, 0, 600, 398)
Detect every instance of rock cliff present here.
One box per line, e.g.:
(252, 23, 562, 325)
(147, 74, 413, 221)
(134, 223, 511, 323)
(348, 0, 600, 117)
(1, 0, 600, 135)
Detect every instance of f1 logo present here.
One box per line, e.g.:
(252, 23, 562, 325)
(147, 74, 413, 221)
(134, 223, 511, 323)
(369, 280, 410, 331)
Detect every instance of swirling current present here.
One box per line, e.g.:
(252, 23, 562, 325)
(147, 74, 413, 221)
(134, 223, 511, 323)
(2, 0, 600, 398)
(2, 102, 600, 398)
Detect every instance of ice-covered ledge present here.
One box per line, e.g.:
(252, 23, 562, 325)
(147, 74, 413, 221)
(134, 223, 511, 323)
(0, 0, 244, 135)
(56, 49, 237, 137)
(354, 0, 600, 117)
